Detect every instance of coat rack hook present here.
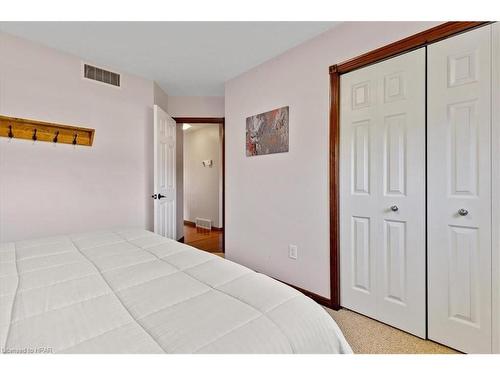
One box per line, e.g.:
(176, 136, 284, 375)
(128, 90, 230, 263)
(8, 125, 14, 139)
(72, 133, 78, 145)
(53, 131, 59, 143)
(32, 129, 38, 142)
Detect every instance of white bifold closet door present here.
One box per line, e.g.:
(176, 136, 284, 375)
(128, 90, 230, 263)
(427, 25, 492, 354)
(340, 48, 426, 337)
(493, 21, 500, 355)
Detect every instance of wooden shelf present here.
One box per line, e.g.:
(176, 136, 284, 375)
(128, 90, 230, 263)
(0, 115, 95, 146)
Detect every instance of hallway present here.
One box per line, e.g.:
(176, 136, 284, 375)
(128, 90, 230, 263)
(183, 224, 223, 256)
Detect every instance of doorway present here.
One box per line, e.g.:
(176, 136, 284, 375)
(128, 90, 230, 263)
(175, 117, 225, 255)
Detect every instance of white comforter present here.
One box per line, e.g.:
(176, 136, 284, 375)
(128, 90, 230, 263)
(0, 228, 351, 354)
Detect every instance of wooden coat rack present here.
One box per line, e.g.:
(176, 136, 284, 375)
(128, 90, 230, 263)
(0, 115, 95, 146)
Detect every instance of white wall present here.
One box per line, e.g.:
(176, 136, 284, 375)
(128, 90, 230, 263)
(225, 21, 441, 298)
(183, 125, 222, 228)
(0, 32, 155, 242)
(493, 21, 500, 354)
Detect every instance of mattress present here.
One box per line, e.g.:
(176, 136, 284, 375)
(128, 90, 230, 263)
(0, 228, 352, 354)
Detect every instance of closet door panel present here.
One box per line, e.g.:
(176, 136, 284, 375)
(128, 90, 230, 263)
(340, 48, 426, 337)
(376, 50, 426, 337)
(340, 69, 378, 317)
(428, 25, 492, 353)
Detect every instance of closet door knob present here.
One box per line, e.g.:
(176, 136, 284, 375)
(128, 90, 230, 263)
(458, 208, 468, 216)
(390, 205, 399, 212)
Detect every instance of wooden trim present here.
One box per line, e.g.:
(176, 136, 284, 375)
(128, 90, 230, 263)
(275, 278, 333, 308)
(175, 117, 225, 253)
(173, 117, 224, 124)
(221, 119, 226, 253)
(0, 115, 95, 146)
(329, 67, 341, 311)
(290, 284, 332, 308)
(330, 22, 490, 74)
(184, 220, 196, 227)
(328, 21, 491, 311)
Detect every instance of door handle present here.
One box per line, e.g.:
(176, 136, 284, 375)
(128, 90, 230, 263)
(151, 194, 166, 200)
(458, 208, 468, 216)
(390, 205, 399, 212)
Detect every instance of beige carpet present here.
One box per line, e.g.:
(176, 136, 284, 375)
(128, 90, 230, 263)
(325, 307, 459, 354)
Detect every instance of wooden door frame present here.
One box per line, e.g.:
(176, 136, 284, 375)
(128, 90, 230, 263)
(328, 21, 490, 310)
(174, 117, 226, 253)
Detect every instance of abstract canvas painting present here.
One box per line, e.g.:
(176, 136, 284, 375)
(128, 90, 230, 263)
(246, 106, 289, 156)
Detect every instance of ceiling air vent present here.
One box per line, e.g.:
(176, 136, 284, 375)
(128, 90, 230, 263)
(84, 64, 120, 87)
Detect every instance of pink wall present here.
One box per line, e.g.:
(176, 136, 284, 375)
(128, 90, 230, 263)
(0, 32, 155, 242)
(0, 28, 225, 244)
(167, 96, 224, 118)
(225, 22, 442, 298)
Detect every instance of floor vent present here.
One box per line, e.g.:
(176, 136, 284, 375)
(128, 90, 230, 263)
(195, 218, 212, 230)
(84, 64, 120, 87)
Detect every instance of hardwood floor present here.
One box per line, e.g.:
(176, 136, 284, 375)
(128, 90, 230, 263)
(183, 224, 223, 254)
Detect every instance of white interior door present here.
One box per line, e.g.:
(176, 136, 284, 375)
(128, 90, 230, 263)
(340, 48, 426, 337)
(153, 105, 176, 239)
(493, 21, 500, 355)
(427, 25, 492, 353)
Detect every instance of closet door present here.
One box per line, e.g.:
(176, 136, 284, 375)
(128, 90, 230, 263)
(493, 21, 500, 355)
(428, 25, 492, 353)
(340, 48, 426, 337)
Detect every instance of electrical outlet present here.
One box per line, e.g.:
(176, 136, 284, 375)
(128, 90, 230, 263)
(288, 244, 298, 260)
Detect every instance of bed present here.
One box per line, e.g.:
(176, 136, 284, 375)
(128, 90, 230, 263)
(0, 228, 351, 354)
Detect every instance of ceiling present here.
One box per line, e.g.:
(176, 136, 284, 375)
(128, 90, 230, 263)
(0, 22, 339, 96)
